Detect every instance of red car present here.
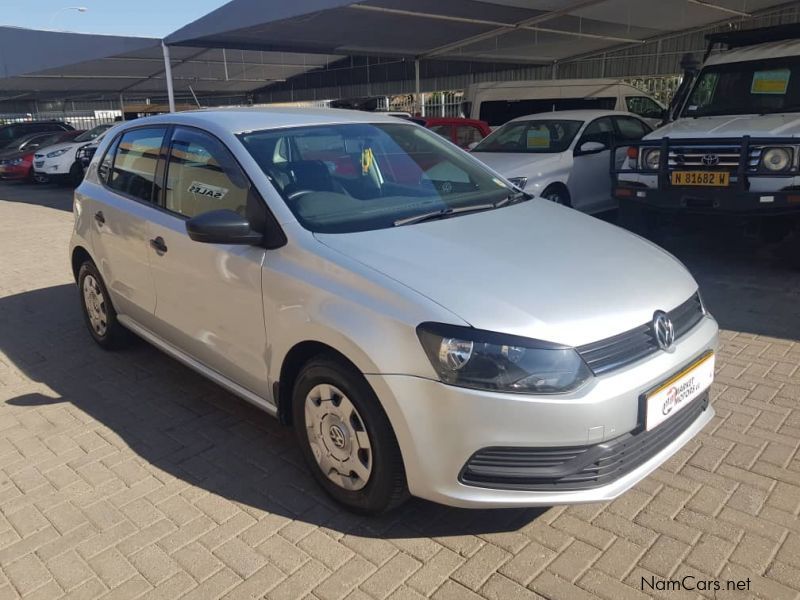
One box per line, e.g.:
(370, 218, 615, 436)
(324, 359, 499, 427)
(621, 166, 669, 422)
(0, 130, 83, 181)
(410, 117, 492, 149)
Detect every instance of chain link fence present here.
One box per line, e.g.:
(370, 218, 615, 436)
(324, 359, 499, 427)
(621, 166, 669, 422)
(0, 110, 121, 132)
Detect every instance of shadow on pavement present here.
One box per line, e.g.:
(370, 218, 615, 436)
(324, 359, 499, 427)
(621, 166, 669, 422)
(644, 215, 800, 342)
(0, 180, 74, 212)
(1, 283, 547, 537)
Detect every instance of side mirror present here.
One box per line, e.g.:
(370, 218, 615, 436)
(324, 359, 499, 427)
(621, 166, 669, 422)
(186, 209, 264, 245)
(576, 141, 607, 155)
(467, 141, 479, 151)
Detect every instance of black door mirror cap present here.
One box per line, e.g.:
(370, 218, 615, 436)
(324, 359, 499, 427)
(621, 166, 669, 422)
(186, 209, 264, 245)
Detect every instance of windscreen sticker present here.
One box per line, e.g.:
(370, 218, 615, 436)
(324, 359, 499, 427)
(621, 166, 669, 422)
(188, 181, 228, 199)
(526, 127, 550, 149)
(361, 147, 374, 174)
(751, 69, 790, 95)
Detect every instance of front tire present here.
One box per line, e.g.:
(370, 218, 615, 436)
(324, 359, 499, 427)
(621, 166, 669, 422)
(68, 162, 85, 187)
(292, 356, 408, 514)
(77, 261, 130, 349)
(541, 184, 571, 207)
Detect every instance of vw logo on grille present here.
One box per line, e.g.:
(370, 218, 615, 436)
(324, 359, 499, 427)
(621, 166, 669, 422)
(701, 154, 720, 166)
(653, 311, 675, 351)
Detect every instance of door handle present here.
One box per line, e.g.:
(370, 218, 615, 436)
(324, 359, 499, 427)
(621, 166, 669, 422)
(149, 236, 168, 254)
(94, 211, 105, 226)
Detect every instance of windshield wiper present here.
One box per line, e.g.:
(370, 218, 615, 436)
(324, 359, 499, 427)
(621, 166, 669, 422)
(393, 202, 498, 227)
(393, 192, 531, 227)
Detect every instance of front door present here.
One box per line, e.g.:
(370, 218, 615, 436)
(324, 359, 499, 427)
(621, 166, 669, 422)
(88, 126, 167, 329)
(568, 117, 615, 213)
(145, 126, 269, 398)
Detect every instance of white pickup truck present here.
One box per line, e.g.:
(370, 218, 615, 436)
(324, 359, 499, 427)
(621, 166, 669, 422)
(615, 24, 800, 247)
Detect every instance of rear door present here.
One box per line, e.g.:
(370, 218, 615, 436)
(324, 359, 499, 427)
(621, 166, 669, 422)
(145, 126, 269, 397)
(88, 126, 166, 328)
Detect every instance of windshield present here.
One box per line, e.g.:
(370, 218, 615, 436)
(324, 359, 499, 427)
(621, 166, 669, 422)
(239, 123, 521, 233)
(683, 57, 800, 117)
(75, 124, 110, 143)
(472, 119, 583, 153)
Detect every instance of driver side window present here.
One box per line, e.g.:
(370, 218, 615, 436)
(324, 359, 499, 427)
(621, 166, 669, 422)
(578, 117, 614, 149)
(165, 127, 250, 219)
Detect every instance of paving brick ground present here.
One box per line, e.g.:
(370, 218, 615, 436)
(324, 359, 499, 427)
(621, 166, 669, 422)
(0, 181, 799, 600)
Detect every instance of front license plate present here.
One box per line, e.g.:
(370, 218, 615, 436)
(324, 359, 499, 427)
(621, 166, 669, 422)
(671, 171, 729, 186)
(645, 353, 715, 431)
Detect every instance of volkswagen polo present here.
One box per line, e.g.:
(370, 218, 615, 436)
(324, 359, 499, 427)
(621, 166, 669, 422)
(70, 108, 718, 513)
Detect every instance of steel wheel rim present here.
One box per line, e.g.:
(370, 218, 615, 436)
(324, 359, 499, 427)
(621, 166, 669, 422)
(304, 383, 373, 491)
(82, 274, 108, 336)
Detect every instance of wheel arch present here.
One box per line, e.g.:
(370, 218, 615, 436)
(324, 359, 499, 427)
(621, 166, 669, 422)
(71, 245, 93, 282)
(275, 340, 367, 426)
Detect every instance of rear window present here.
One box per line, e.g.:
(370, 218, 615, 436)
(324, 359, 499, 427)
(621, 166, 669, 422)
(478, 97, 616, 126)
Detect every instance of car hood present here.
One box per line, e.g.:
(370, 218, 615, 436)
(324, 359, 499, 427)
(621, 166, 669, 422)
(471, 152, 562, 176)
(649, 113, 800, 139)
(315, 200, 698, 347)
(34, 141, 78, 156)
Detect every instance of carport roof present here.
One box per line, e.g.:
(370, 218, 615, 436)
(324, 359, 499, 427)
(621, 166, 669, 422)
(165, 0, 794, 65)
(0, 26, 341, 101)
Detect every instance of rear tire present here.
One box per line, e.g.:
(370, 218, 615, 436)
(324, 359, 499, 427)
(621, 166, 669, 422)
(77, 261, 131, 350)
(292, 356, 408, 514)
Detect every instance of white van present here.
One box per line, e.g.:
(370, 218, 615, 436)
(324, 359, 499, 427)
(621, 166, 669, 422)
(464, 78, 665, 128)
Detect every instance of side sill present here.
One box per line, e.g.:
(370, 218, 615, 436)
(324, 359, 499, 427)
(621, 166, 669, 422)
(117, 315, 278, 418)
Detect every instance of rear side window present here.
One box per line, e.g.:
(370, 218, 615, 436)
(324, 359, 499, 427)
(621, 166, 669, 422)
(98, 136, 122, 184)
(455, 125, 484, 147)
(428, 124, 452, 140)
(164, 127, 250, 218)
(479, 97, 616, 126)
(106, 127, 166, 203)
(626, 96, 663, 119)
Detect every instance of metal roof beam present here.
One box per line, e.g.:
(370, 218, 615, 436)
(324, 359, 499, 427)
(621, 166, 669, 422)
(420, 0, 617, 58)
(686, 0, 752, 17)
(349, 2, 644, 50)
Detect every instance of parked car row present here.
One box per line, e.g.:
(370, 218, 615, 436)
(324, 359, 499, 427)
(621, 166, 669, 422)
(0, 121, 113, 186)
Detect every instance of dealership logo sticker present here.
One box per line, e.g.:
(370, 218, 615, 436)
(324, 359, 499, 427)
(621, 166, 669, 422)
(188, 181, 228, 199)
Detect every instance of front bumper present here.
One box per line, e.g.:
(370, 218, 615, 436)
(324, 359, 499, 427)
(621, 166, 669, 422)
(366, 315, 718, 508)
(33, 155, 73, 177)
(615, 182, 800, 215)
(0, 164, 30, 180)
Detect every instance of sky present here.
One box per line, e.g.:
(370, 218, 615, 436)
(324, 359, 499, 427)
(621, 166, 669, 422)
(0, 0, 230, 37)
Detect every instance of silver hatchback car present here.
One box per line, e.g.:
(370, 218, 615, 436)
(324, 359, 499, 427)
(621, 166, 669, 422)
(70, 108, 718, 513)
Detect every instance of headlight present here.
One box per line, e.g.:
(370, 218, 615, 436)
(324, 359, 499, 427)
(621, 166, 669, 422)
(761, 147, 792, 172)
(507, 176, 528, 190)
(10, 158, 23, 165)
(46, 148, 69, 158)
(642, 148, 661, 170)
(417, 323, 592, 394)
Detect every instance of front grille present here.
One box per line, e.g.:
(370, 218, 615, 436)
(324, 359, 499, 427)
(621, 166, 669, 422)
(460, 391, 709, 491)
(668, 145, 761, 170)
(577, 293, 704, 376)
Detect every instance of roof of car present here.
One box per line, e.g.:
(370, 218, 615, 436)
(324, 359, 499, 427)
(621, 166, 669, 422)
(123, 107, 409, 135)
(507, 109, 637, 123)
